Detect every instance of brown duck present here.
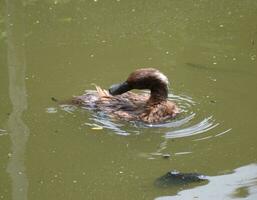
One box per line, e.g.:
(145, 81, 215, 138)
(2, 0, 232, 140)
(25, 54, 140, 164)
(72, 68, 179, 123)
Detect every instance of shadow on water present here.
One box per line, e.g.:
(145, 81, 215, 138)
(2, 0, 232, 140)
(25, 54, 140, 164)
(154, 163, 257, 200)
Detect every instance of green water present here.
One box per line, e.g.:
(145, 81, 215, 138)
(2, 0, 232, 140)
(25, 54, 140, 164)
(1, 0, 257, 199)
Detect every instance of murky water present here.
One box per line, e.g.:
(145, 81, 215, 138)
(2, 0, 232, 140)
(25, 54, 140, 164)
(1, 0, 257, 199)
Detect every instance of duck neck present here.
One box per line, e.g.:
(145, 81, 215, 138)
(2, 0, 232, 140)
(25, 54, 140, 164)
(148, 86, 168, 105)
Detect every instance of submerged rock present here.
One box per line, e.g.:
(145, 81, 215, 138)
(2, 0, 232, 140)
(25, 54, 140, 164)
(155, 171, 208, 187)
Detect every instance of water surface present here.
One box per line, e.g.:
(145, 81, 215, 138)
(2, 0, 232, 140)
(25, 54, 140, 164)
(0, 0, 257, 199)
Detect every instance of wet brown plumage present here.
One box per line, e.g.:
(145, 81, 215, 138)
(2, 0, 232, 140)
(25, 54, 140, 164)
(72, 68, 179, 123)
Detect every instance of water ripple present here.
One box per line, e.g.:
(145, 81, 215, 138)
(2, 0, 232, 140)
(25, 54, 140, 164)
(144, 93, 224, 139)
(53, 92, 231, 139)
(165, 116, 219, 139)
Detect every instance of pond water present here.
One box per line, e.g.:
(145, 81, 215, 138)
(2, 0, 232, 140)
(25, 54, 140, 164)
(0, 0, 257, 199)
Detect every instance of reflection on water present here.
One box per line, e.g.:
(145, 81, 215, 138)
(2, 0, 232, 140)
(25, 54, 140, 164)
(6, 1, 29, 200)
(155, 163, 257, 200)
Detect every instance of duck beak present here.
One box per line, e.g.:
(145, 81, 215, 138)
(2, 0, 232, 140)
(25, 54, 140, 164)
(109, 81, 131, 95)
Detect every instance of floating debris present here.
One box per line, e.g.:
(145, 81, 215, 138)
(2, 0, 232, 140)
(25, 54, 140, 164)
(91, 126, 103, 130)
(51, 97, 58, 102)
(162, 153, 171, 159)
(84, 123, 103, 130)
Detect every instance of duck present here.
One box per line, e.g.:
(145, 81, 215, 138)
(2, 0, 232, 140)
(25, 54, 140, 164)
(72, 68, 179, 123)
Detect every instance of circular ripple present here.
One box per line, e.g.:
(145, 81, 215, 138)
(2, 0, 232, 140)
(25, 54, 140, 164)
(55, 92, 230, 138)
(146, 93, 221, 139)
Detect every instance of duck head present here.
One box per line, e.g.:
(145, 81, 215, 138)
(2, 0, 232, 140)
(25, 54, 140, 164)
(109, 68, 169, 102)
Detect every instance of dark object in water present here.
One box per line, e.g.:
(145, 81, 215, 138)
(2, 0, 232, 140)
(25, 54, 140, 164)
(155, 171, 208, 187)
(162, 153, 171, 159)
(51, 97, 58, 102)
